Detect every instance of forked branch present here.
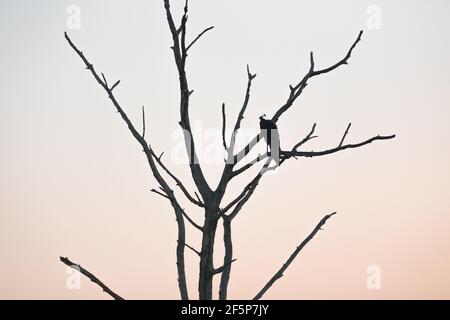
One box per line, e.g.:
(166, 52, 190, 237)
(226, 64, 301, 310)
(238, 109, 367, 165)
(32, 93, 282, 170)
(283, 134, 395, 160)
(151, 151, 204, 207)
(230, 127, 395, 177)
(234, 30, 365, 163)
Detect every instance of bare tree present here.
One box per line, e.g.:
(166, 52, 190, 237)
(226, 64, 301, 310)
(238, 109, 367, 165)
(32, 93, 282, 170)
(60, 0, 395, 300)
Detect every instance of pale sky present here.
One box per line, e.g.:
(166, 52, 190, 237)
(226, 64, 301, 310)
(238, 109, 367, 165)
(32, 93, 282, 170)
(1, 0, 450, 299)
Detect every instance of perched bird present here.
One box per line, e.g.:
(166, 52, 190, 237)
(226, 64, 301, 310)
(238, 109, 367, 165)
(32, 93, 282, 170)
(259, 114, 280, 155)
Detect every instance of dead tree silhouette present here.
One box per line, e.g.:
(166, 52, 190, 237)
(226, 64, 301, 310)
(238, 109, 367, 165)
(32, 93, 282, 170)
(60, 0, 395, 300)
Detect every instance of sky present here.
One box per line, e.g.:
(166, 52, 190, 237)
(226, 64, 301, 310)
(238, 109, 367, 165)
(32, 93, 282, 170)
(1, 0, 450, 299)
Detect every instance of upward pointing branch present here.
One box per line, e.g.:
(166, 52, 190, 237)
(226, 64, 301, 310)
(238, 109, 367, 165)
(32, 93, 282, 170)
(233, 30, 364, 164)
(221, 103, 227, 151)
(253, 212, 337, 300)
(164, 0, 212, 198)
(228, 65, 257, 155)
(187, 26, 214, 51)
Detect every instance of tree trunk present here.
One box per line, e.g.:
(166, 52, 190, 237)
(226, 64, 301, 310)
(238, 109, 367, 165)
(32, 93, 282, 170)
(198, 205, 218, 300)
(219, 216, 232, 300)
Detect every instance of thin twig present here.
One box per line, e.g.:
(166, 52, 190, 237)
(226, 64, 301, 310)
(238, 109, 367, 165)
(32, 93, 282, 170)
(186, 26, 214, 51)
(180, 208, 203, 232)
(228, 158, 271, 221)
(213, 259, 237, 276)
(228, 65, 256, 155)
(194, 192, 202, 204)
(339, 123, 352, 147)
(292, 123, 318, 151)
(150, 150, 204, 208)
(221, 103, 227, 151)
(185, 243, 201, 256)
(111, 80, 121, 91)
(142, 106, 146, 139)
(101, 73, 108, 87)
(151, 188, 169, 199)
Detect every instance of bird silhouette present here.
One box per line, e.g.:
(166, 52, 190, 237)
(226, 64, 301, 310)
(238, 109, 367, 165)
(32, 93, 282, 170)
(259, 114, 280, 157)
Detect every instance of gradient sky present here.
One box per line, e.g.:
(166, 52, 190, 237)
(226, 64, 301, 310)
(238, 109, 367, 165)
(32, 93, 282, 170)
(1, 0, 450, 299)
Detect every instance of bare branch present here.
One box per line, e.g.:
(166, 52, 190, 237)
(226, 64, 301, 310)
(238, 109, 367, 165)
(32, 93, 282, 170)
(213, 259, 237, 276)
(180, 0, 189, 62)
(230, 123, 317, 178)
(163, 0, 212, 199)
(309, 51, 315, 71)
(253, 212, 337, 300)
(339, 123, 352, 147)
(228, 65, 256, 154)
(228, 176, 261, 221)
(163, 0, 182, 64)
(228, 159, 271, 221)
(230, 153, 269, 178)
(292, 123, 318, 151)
(151, 151, 204, 208)
(111, 80, 120, 91)
(275, 31, 363, 122)
(215, 65, 258, 213)
(225, 131, 394, 225)
(181, 208, 203, 232)
(233, 31, 364, 163)
(311, 30, 363, 77)
(232, 134, 262, 164)
(153, 184, 204, 232)
(194, 192, 202, 204)
(221, 103, 227, 151)
(186, 26, 214, 51)
(60, 257, 124, 300)
(232, 127, 395, 177)
(282, 134, 396, 160)
(185, 243, 201, 256)
(220, 174, 261, 216)
(65, 31, 190, 300)
(64, 32, 145, 150)
(101, 73, 108, 87)
(228, 133, 395, 171)
(151, 188, 169, 199)
(142, 106, 146, 139)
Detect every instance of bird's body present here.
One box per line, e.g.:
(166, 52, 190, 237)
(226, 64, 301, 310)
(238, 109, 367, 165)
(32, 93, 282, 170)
(259, 115, 280, 156)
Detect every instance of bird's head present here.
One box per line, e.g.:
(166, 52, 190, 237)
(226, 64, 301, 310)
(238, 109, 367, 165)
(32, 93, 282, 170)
(259, 113, 266, 121)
